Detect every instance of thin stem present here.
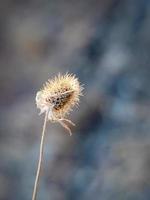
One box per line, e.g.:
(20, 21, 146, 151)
(32, 110, 48, 200)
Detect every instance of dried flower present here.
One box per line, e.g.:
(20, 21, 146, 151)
(32, 73, 83, 200)
(36, 73, 83, 135)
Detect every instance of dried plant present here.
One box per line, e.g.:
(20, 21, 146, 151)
(32, 73, 83, 200)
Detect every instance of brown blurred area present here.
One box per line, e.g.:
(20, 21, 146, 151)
(1, 0, 150, 200)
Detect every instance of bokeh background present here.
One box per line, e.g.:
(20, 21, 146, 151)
(1, 0, 150, 199)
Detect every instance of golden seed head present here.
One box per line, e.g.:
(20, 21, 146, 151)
(36, 73, 83, 120)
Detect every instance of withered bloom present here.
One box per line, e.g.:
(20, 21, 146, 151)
(36, 73, 83, 135)
(32, 73, 83, 200)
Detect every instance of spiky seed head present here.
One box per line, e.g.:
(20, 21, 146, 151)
(36, 73, 83, 121)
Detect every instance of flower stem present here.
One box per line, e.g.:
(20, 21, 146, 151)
(32, 110, 48, 200)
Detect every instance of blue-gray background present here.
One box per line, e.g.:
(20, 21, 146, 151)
(1, 0, 150, 199)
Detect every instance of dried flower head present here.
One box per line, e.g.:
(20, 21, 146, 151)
(36, 73, 83, 135)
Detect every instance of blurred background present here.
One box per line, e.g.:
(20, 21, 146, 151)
(1, 0, 150, 199)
